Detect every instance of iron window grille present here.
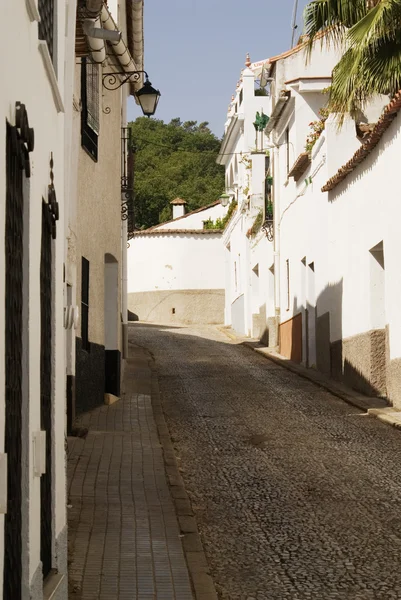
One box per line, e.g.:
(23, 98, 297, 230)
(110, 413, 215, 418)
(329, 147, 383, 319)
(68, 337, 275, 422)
(81, 57, 99, 161)
(38, 0, 54, 62)
(121, 127, 135, 237)
(81, 257, 90, 351)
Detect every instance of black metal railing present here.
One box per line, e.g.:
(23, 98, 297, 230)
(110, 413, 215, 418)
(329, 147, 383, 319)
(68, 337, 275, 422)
(121, 127, 135, 237)
(262, 166, 274, 242)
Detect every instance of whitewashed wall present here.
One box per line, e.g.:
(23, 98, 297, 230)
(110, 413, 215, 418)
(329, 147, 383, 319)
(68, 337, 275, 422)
(156, 203, 227, 230)
(220, 63, 275, 337)
(128, 232, 224, 292)
(275, 73, 401, 403)
(0, 0, 68, 597)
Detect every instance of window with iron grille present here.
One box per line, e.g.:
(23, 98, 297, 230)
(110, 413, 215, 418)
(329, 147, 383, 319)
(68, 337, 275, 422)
(38, 0, 54, 62)
(81, 57, 99, 161)
(81, 257, 90, 351)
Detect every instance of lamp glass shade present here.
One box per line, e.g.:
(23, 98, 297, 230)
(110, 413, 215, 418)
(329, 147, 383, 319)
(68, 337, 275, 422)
(219, 193, 230, 207)
(136, 79, 161, 117)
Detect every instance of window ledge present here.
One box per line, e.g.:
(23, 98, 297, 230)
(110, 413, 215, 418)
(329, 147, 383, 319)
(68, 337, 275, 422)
(26, 0, 40, 21)
(38, 41, 65, 114)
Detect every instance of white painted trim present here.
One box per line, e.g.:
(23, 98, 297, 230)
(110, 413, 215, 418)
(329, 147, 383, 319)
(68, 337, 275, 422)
(25, 0, 40, 22)
(38, 41, 65, 113)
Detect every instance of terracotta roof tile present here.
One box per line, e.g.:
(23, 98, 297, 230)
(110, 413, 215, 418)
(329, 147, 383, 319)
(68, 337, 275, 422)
(133, 229, 223, 236)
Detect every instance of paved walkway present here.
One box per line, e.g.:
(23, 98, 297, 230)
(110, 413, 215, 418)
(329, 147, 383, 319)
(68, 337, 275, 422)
(67, 348, 193, 600)
(132, 322, 401, 600)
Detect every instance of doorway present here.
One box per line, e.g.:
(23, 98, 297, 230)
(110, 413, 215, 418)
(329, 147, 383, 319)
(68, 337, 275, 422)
(104, 254, 120, 397)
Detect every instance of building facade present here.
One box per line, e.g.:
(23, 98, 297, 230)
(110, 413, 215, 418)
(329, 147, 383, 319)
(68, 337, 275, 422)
(0, 0, 71, 597)
(66, 0, 144, 421)
(220, 38, 401, 407)
(218, 56, 274, 339)
(127, 200, 227, 324)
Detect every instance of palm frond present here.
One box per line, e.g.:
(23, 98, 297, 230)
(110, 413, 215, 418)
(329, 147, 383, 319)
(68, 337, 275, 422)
(303, 0, 367, 58)
(328, 32, 401, 124)
(347, 0, 401, 47)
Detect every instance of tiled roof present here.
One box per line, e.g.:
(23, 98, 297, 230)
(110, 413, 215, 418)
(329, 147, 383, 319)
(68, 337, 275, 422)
(133, 229, 223, 236)
(321, 90, 401, 192)
(170, 198, 187, 205)
(288, 152, 311, 182)
(126, 0, 144, 94)
(269, 30, 328, 65)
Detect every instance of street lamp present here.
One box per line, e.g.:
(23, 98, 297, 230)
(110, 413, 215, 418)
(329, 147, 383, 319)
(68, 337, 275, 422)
(219, 193, 231, 207)
(136, 78, 161, 118)
(102, 70, 161, 117)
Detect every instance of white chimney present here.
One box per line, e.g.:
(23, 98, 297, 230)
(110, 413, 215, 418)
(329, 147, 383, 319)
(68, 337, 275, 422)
(170, 198, 187, 219)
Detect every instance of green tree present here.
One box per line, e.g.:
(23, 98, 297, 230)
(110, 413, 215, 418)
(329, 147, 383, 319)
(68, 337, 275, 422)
(129, 117, 224, 229)
(304, 0, 401, 123)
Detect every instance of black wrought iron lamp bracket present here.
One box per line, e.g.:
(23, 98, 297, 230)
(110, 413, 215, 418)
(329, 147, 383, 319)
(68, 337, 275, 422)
(102, 70, 148, 91)
(262, 219, 274, 242)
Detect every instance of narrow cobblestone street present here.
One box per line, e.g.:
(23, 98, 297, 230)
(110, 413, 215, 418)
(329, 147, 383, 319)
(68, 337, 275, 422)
(132, 322, 401, 600)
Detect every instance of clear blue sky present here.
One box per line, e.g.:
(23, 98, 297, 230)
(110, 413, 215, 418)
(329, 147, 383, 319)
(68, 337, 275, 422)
(127, 0, 310, 137)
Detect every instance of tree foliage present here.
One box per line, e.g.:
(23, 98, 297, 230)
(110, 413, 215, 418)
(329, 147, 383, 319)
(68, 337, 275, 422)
(304, 0, 401, 123)
(129, 117, 224, 229)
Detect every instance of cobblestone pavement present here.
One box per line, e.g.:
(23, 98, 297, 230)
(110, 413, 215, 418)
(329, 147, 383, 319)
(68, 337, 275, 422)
(131, 322, 401, 600)
(67, 352, 193, 600)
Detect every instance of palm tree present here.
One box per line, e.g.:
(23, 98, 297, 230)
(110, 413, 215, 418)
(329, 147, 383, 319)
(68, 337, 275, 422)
(303, 0, 401, 123)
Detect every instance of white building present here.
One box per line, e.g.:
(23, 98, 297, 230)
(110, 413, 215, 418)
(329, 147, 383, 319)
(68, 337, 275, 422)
(127, 199, 228, 324)
(217, 55, 275, 339)
(0, 0, 71, 597)
(266, 39, 341, 363)
(221, 37, 401, 406)
(65, 0, 146, 423)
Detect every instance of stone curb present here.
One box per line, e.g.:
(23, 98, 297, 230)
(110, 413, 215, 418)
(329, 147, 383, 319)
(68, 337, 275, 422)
(367, 407, 401, 429)
(148, 359, 218, 600)
(217, 326, 388, 416)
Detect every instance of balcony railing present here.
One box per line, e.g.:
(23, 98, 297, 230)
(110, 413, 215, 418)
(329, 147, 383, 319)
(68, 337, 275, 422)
(121, 127, 135, 237)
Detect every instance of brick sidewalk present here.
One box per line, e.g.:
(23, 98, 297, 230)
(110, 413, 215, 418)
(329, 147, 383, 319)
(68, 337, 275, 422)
(67, 352, 194, 600)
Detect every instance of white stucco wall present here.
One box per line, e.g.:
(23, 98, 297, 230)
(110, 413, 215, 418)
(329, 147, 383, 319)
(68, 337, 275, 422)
(156, 202, 227, 230)
(219, 59, 275, 338)
(128, 232, 224, 293)
(0, 0, 68, 595)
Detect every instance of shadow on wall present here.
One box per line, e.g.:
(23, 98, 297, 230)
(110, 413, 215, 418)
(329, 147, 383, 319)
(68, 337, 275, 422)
(279, 280, 387, 399)
(128, 310, 139, 321)
(317, 280, 387, 398)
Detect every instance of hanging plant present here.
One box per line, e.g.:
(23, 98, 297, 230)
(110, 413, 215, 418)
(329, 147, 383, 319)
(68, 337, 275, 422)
(305, 107, 330, 153)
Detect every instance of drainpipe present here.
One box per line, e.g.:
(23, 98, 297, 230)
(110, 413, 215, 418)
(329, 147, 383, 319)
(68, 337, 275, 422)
(85, 0, 103, 17)
(101, 6, 142, 85)
(82, 17, 106, 63)
(82, 1, 121, 65)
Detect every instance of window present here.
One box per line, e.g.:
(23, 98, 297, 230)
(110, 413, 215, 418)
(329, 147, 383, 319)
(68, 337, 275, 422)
(286, 259, 290, 310)
(38, 0, 54, 62)
(239, 89, 243, 106)
(81, 257, 90, 351)
(81, 57, 99, 161)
